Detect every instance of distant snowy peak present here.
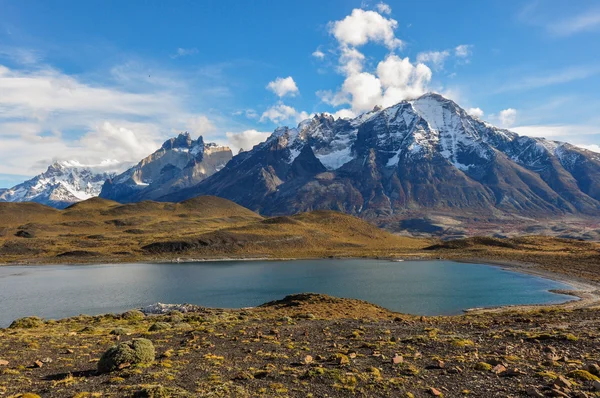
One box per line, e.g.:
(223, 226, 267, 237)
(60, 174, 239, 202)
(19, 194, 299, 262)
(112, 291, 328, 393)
(0, 161, 116, 208)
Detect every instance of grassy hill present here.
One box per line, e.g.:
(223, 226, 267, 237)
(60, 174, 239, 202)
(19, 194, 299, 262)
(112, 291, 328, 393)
(0, 196, 426, 264)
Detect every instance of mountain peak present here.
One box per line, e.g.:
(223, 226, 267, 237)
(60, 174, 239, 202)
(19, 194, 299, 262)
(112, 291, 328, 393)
(161, 132, 203, 150)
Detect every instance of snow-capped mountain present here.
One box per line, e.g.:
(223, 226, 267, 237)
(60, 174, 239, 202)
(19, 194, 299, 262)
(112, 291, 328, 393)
(0, 161, 116, 209)
(100, 132, 232, 203)
(161, 93, 600, 224)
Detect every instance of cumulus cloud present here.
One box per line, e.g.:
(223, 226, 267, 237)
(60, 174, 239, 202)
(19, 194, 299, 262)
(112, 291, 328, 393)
(266, 76, 299, 97)
(416, 50, 450, 70)
(260, 104, 309, 124)
(499, 108, 517, 127)
(225, 129, 271, 152)
(466, 107, 484, 118)
(318, 7, 433, 116)
(322, 53, 432, 114)
(329, 8, 403, 50)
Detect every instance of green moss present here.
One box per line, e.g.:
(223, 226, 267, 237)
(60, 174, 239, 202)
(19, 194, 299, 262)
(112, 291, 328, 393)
(9, 316, 44, 329)
(567, 369, 600, 381)
(148, 322, 172, 332)
(110, 327, 130, 336)
(475, 362, 492, 371)
(122, 310, 145, 321)
(97, 338, 155, 373)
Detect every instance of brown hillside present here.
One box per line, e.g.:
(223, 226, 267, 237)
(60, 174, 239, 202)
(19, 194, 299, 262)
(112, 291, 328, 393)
(0, 196, 425, 264)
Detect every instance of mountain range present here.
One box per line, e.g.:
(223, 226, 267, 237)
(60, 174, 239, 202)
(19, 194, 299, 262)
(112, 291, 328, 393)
(160, 94, 600, 229)
(3, 93, 600, 236)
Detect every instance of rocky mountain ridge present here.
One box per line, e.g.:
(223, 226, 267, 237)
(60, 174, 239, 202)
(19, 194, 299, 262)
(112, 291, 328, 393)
(160, 94, 600, 233)
(99, 133, 232, 203)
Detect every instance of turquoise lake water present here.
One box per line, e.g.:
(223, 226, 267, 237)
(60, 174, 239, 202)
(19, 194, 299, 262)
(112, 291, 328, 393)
(0, 259, 575, 327)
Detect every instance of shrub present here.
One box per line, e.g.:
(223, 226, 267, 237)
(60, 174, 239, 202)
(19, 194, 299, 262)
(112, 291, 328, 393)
(122, 310, 145, 321)
(97, 338, 155, 373)
(9, 316, 43, 329)
(148, 322, 172, 332)
(110, 327, 130, 336)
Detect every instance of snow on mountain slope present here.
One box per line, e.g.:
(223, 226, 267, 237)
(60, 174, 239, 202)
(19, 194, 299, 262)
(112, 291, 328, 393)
(0, 161, 116, 208)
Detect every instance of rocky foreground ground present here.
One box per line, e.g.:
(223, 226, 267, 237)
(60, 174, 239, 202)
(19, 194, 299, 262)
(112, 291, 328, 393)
(1, 294, 600, 397)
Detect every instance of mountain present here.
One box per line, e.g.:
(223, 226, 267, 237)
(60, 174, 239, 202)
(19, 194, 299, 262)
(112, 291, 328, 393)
(0, 161, 116, 209)
(99, 133, 232, 203)
(160, 93, 600, 233)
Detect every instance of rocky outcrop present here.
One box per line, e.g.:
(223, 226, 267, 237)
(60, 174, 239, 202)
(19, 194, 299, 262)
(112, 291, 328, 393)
(100, 133, 232, 203)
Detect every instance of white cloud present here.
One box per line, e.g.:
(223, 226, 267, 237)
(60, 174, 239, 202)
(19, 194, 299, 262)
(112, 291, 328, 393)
(577, 144, 600, 153)
(499, 108, 517, 127)
(550, 9, 600, 36)
(0, 47, 41, 65)
(511, 124, 600, 138)
(260, 104, 309, 124)
(331, 108, 357, 120)
(186, 116, 216, 136)
(0, 63, 216, 177)
(172, 47, 198, 58)
(455, 44, 473, 58)
(416, 50, 450, 70)
(324, 54, 431, 114)
(312, 49, 325, 59)
(466, 107, 484, 118)
(375, 2, 392, 15)
(225, 129, 271, 152)
(266, 76, 299, 97)
(329, 8, 403, 50)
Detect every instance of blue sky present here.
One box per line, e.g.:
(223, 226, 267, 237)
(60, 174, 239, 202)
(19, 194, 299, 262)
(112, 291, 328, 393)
(1, 0, 599, 187)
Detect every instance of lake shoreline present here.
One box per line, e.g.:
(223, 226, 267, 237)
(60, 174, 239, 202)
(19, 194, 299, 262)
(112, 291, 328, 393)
(1, 254, 598, 320)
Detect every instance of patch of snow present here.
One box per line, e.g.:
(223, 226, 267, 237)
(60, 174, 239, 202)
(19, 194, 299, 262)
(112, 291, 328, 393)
(316, 147, 354, 169)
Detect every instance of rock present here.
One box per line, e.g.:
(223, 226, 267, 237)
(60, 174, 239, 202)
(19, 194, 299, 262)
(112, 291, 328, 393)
(41, 357, 53, 364)
(429, 387, 443, 396)
(97, 338, 155, 373)
(0, 359, 8, 366)
(525, 386, 544, 397)
(586, 363, 600, 377)
(491, 364, 507, 374)
(33, 360, 43, 368)
(392, 354, 404, 364)
(593, 380, 600, 391)
(500, 368, 524, 377)
(426, 360, 445, 369)
(555, 375, 572, 389)
(304, 355, 313, 364)
(549, 389, 570, 398)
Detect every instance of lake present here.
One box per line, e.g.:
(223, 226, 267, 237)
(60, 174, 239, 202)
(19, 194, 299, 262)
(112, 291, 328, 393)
(0, 259, 575, 327)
